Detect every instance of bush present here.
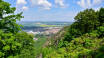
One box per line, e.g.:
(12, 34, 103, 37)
(0, 30, 35, 58)
(97, 26, 104, 38)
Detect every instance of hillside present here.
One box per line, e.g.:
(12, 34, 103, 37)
(41, 8, 104, 58)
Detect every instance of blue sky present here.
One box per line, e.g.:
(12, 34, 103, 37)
(4, 0, 104, 22)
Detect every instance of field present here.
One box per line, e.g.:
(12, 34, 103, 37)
(19, 21, 72, 27)
(18, 21, 72, 32)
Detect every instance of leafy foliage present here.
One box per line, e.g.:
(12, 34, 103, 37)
(0, 31, 35, 58)
(99, 8, 104, 26)
(0, 0, 35, 58)
(0, 0, 23, 33)
(42, 8, 104, 58)
(42, 28, 104, 58)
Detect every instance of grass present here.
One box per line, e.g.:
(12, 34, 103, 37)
(39, 24, 57, 27)
(34, 37, 47, 57)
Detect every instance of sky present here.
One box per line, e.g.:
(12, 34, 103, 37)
(4, 0, 104, 22)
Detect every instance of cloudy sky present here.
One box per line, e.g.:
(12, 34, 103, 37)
(4, 0, 104, 22)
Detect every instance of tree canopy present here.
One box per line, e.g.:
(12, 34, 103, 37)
(0, 0, 23, 33)
(0, 0, 35, 58)
(42, 8, 104, 58)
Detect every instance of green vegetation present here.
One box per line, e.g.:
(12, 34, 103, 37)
(34, 37, 47, 57)
(42, 8, 104, 58)
(0, 0, 35, 58)
(39, 24, 57, 27)
(0, 0, 104, 58)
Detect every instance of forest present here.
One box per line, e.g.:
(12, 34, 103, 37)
(42, 8, 104, 58)
(0, 0, 104, 58)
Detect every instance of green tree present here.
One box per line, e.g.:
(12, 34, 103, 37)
(0, 30, 22, 58)
(0, 0, 23, 33)
(74, 9, 99, 34)
(97, 26, 104, 38)
(0, 0, 35, 58)
(99, 8, 104, 26)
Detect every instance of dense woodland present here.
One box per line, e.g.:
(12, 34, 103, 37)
(42, 8, 104, 58)
(0, 0, 35, 58)
(0, 0, 104, 58)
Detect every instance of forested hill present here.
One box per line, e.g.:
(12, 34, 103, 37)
(0, 0, 104, 58)
(42, 8, 104, 58)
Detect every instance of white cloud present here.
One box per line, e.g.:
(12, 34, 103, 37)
(22, 11, 77, 22)
(77, 0, 103, 8)
(22, 6, 28, 10)
(16, 0, 28, 12)
(17, 0, 27, 5)
(93, 0, 103, 5)
(77, 0, 85, 8)
(55, 0, 66, 7)
(77, 0, 91, 8)
(87, 0, 91, 7)
(94, 7, 100, 11)
(30, 0, 52, 10)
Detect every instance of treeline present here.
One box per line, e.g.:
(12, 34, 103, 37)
(0, 0, 35, 58)
(42, 8, 104, 58)
(0, 0, 104, 58)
